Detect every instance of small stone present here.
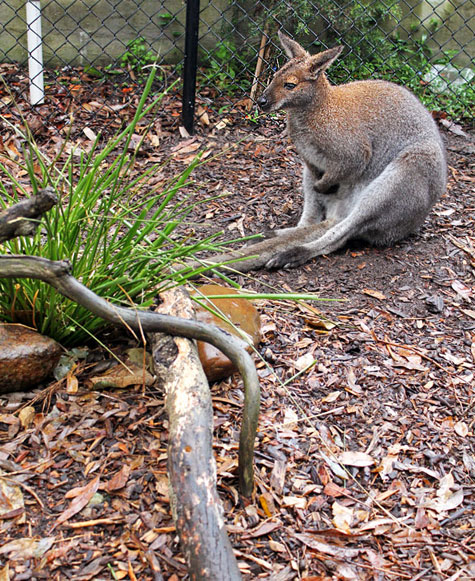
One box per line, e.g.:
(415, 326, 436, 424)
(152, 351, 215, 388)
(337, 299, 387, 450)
(192, 284, 261, 382)
(0, 324, 62, 393)
(426, 295, 444, 313)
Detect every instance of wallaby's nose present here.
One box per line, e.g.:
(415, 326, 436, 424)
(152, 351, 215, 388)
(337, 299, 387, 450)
(257, 95, 269, 110)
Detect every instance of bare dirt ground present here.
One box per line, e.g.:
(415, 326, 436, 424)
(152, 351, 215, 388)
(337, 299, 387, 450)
(0, 71, 474, 580)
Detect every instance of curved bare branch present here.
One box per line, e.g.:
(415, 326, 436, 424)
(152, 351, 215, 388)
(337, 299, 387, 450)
(0, 255, 259, 496)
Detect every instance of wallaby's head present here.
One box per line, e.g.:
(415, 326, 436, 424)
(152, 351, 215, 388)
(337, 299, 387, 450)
(257, 31, 343, 112)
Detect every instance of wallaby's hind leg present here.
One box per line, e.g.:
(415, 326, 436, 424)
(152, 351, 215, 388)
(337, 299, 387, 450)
(191, 220, 335, 274)
(265, 214, 358, 269)
(266, 143, 445, 270)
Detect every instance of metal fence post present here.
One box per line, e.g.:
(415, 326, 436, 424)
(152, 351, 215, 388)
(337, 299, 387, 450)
(182, 0, 200, 134)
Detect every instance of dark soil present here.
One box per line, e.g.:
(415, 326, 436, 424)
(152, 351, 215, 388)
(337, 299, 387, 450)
(0, 72, 474, 580)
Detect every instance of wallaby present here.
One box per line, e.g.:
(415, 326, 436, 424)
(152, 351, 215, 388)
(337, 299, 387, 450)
(193, 31, 446, 273)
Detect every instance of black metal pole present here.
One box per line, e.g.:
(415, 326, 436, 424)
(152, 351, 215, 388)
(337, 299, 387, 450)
(182, 0, 200, 134)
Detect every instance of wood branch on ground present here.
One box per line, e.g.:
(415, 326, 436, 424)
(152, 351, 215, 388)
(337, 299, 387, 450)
(150, 287, 242, 581)
(0, 197, 260, 496)
(0, 187, 57, 242)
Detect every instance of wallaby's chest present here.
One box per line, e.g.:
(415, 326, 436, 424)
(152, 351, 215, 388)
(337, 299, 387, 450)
(294, 138, 329, 176)
(288, 116, 332, 174)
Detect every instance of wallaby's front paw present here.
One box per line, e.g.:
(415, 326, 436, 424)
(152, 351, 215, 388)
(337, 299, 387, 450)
(314, 178, 339, 195)
(265, 246, 312, 270)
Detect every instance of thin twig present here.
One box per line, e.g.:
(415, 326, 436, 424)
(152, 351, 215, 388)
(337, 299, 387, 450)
(250, 22, 270, 102)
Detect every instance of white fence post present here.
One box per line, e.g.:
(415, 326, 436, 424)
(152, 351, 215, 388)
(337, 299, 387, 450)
(26, 0, 45, 105)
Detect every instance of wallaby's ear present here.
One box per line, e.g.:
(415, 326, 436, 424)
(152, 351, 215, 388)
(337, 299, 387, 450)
(308, 46, 343, 79)
(278, 30, 307, 59)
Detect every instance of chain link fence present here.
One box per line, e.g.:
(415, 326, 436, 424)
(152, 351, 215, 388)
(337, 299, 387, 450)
(1, 0, 473, 138)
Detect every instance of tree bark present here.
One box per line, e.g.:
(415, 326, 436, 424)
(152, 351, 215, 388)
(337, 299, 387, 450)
(150, 287, 242, 581)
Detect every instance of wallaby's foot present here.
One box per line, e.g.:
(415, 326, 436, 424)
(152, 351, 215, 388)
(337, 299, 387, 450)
(266, 245, 314, 270)
(272, 225, 302, 237)
(186, 221, 335, 275)
(262, 229, 280, 239)
(245, 230, 278, 246)
(253, 222, 333, 241)
(253, 227, 302, 240)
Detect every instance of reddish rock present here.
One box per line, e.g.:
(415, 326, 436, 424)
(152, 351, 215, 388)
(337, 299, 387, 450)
(193, 284, 261, 382)
(0, 324, 62, 393)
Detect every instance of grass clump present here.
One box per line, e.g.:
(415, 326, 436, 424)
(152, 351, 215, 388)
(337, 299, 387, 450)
(0, 69, 233, 346)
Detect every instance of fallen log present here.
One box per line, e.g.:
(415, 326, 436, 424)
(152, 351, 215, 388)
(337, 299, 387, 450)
(151, 287, 242, 580)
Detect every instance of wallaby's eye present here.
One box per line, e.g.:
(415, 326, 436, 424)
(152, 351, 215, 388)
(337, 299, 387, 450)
(284, 82, 297, 90)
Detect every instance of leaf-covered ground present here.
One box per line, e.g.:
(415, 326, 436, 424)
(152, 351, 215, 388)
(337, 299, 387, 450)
(0, 68, 474, 580)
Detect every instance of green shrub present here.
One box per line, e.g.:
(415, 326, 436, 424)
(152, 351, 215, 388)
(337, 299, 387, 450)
(199, 40, 252, 93)
(119, 37, 157, 71)
(103, 37, 160, 81)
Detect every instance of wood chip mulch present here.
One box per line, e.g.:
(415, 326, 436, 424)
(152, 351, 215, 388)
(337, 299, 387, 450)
(0, 65, 474, 580)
